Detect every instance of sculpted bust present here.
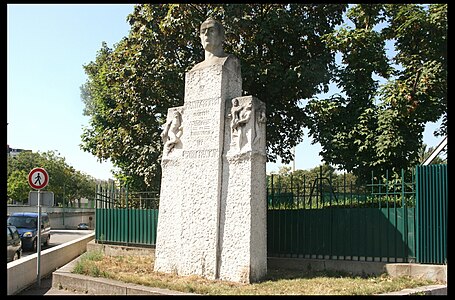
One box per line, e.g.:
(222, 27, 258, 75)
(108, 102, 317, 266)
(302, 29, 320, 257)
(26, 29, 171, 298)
(191, 17, 237, 71)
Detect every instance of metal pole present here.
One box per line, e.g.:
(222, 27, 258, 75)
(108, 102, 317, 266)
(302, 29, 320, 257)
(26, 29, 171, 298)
(36, 189, 42, 287)
(63, 183, 65, 226)
(422, 136, 447, 165)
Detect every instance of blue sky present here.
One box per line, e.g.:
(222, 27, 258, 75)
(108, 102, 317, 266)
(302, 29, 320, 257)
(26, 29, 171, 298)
(7, 4, 443, 181)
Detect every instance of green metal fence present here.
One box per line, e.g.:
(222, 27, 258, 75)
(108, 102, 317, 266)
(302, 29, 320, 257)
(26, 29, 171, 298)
(267, 168, 417, 262)
(415, 164, 448, 264)
(267, 165, 447, 264)
(95, 183, 159, 247)
(94, 165, 447, 264)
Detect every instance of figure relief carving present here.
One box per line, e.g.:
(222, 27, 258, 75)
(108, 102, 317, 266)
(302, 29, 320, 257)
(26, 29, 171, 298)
(229, 98, 242, 135)
(257, 110, 266, 124)
(253, 108, 266, 149)
(161, 109, 183, 155)
(228, 100, 253, 150)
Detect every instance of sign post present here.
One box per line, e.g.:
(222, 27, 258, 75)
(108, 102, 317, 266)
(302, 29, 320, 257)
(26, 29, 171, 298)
(28, 167, 49, 288)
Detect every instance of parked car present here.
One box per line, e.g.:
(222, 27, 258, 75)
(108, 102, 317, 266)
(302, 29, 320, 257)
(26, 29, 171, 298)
(77, 223, 89, 230)
(7, 212, 51, 252)
(7, 225, 22, 262)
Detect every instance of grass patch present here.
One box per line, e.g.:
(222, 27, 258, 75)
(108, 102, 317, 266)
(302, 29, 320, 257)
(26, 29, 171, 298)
(73, 249, 109, 278)
(72, 251, 441, 295)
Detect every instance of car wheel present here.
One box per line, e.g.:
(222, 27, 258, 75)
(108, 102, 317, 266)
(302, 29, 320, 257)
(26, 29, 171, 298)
(44, 235, 50, 246)
(32, 239, 37, 252)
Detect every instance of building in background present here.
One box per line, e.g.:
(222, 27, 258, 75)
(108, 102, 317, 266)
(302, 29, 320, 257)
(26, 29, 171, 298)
(7, 144, 32, 157)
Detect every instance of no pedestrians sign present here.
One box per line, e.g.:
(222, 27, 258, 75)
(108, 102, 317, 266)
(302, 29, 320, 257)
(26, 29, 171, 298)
(28, 167, 49, 190)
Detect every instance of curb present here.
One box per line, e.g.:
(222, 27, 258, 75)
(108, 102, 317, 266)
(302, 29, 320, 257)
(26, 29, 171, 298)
(51, 255, 197, 295)
(376, 284, 447, 295)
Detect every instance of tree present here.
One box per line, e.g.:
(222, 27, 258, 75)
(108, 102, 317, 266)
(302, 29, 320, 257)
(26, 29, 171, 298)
(80, 4, 347, 191)
(7, 151, 97, 206)
(267, 163, 363, 204)
(81, 4, 446, 189)
(304, 4, 447, 183)
(7, 170, 30, 204)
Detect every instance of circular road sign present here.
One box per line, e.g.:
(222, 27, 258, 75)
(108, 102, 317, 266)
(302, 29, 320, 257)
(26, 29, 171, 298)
(28, 167, 49, 190)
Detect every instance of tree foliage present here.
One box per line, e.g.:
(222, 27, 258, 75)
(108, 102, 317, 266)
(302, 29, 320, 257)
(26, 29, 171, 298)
(80, 4, 446, 189)
(80, 4, 347, 190)
(268, 163, 361, 197)
(7, 151, 98, 206)
(304, 4, 447, 183)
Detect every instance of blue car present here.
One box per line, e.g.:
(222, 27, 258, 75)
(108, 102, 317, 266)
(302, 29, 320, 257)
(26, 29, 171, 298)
(7, 212, 51, 252)
(77, 223, 89, 230)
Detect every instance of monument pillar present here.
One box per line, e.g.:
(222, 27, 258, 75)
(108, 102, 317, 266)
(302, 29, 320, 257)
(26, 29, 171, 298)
(154, 18, 267, 284)
(179, 56, 242, 279)
(219, 95, 267, 283)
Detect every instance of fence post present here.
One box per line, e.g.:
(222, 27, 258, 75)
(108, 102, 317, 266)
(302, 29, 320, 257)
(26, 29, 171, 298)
(401, 168, 408, 261)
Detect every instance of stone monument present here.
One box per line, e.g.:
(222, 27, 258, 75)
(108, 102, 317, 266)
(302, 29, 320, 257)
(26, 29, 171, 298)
(154, 17, 267, 283)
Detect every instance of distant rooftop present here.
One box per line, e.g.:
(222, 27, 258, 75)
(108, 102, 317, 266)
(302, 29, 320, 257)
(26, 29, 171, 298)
(7, 144, 32, 157)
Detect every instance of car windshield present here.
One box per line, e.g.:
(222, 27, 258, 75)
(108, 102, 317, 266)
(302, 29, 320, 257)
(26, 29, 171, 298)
(7, 216, 37, 229)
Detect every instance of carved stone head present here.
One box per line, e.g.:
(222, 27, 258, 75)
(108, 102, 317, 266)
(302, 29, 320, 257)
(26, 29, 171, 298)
(200, 17, 225, 54)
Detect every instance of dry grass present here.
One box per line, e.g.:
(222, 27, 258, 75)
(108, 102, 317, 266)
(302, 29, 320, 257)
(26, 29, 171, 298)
(73, 250, 440, 295)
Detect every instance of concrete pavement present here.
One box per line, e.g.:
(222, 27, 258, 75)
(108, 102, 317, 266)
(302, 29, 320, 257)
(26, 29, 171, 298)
(16, 275, 88, 295)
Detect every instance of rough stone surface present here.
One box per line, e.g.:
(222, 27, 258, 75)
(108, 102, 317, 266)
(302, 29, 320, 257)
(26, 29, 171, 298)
(154, 54, 267, 283)
(219, 96, 267, 283)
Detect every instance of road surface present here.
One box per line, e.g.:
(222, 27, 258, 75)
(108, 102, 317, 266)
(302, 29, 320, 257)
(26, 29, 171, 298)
(20, 229, 94, 259)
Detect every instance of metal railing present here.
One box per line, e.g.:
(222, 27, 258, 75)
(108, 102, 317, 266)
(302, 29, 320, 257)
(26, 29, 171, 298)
(93, 165, 447, 264)
(267, 168, 417, 262)
(95, 183, 159, 247)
